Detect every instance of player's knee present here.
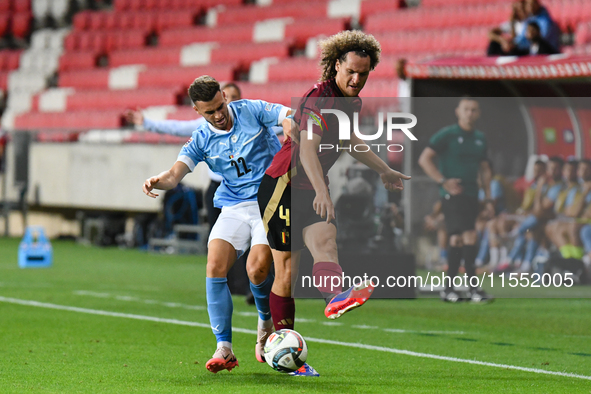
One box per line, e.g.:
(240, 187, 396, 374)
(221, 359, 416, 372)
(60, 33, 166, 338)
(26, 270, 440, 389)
(310, 233, 337, 255)
(206, 258, 229, 278)
(246, 257, 270, 284)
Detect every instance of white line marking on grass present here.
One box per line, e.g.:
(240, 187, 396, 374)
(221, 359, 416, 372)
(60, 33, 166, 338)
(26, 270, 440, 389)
(73, 290, 205, 310)
(383, 328, 465, 335)
(2, 296, 590, 381)
(352, 325, 379, 330)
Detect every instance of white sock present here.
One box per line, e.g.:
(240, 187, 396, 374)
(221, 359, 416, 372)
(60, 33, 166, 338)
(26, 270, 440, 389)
(500, 246, 508, 262)
(258, 317, 273, 330)
(218, 341, 232, 350)
(489, 247, 500, 267)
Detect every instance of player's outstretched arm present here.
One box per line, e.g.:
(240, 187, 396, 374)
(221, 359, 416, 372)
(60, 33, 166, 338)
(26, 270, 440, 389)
(300, 132, 334, 223)
(142, 161, 191, 198)
(347, 134, 411, 191)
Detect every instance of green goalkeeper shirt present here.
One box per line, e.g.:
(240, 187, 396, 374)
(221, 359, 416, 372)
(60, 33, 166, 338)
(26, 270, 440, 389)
(428, 124, 488, 198)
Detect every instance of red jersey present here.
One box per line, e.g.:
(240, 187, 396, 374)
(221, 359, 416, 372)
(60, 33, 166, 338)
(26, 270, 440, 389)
(264, 79, 361, 190)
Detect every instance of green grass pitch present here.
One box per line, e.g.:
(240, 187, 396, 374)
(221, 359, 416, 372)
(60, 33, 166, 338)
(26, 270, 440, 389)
(1, 237, 590, 393)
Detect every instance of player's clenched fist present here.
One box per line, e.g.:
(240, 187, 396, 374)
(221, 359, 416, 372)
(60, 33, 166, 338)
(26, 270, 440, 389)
(143, 176, 160, 198)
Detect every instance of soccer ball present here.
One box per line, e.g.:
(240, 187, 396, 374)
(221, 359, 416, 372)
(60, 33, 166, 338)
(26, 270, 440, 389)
(263, 329, 308, 373)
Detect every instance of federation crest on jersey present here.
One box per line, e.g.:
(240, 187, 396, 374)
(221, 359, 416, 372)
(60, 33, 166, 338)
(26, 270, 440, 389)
(231, 135, 238, 143)
(184, 137, 193, 147)
(307, 109, 327, 133)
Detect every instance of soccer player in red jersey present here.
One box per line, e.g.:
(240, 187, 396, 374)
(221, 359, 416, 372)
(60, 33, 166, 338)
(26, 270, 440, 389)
(258, 31, 411, 376)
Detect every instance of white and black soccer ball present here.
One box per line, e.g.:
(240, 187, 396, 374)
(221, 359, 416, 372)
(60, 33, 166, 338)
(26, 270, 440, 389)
(263, 329, 308, 373)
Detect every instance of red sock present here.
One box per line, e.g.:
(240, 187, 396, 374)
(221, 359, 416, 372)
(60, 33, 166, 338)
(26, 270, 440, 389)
(312, 261, 343, 295)
(269, 291, 295, 331)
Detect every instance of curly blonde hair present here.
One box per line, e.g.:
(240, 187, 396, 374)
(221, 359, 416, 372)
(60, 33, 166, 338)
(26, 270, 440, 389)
(318, 30, 381, 82)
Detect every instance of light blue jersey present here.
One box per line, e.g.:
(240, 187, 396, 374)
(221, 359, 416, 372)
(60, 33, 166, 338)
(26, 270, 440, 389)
(177, 99, 288, 208)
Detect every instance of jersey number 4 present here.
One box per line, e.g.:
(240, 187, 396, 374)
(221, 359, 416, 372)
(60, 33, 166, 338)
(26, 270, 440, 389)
(230, 157, 252, 177)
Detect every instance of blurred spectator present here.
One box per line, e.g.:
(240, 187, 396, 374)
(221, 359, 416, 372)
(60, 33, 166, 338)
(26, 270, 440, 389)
(482, 160, 547, 270)
(487, 0, 527, 56)
(515, 21, 560, 55)
(0, 128, 6, 174)
(487, 0, 560, 56)
(516, 0, 560, 53)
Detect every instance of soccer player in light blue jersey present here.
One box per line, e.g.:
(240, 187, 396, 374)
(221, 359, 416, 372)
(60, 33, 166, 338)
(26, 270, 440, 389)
(142, 76, 291, 373)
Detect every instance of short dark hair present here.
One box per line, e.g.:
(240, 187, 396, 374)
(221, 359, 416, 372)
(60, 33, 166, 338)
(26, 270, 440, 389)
(188, 75, 220, 103)
(579, 159, 591, 167)
(549, 156, 564, 166)
(221, 82, 241, 96)
(458, 95, 478, 106)
(528, 21, 541, 31)
(534, 159, 546, 167)
(565, 159, 578, 167)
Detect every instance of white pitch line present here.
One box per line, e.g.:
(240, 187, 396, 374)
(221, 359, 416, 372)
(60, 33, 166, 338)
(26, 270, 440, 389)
(383, 328, 465, 335)
(2, 296, 590, 381)
(73, 290, 205, 311)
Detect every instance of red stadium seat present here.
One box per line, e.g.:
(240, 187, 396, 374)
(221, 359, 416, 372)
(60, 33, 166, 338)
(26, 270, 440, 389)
(11, 12, 31, 38)
(130, 11, 156, 30)
(65, 88, 179, 111)
(211, 41, 292, 68)
(0, 71, 9, 90)
(109, 47, 181, 67)
(14, 110, 124, 130)
(202, 0, 243, 7)
(155, 10, 197, 33)
(217, 2, 323, 25)
(159, 24, 254, 47)
(13, 0, 31, 13)
(266, 58, 319, 82)
(167, 105, 199, 120)
(285, 17, 349, 47)
(0, 1, 9, 12)
(113, 0, 129, 11)
(59, 51, 99, 72)
(144, 0, 157, 10)
(103, 12, 117, 29)
(236, 81, 311, 107)
(360, 0, 403, 21)
(88, 12, 106, 30)
(137, 64, 236, 88)
(0, 14, 9, 37)
(58, 68, 110, 89)
(4, 50, 21, 70)
(576, 22, 591, 46)
(73, 11, 90, 30)
(115, 12, 134, 29)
